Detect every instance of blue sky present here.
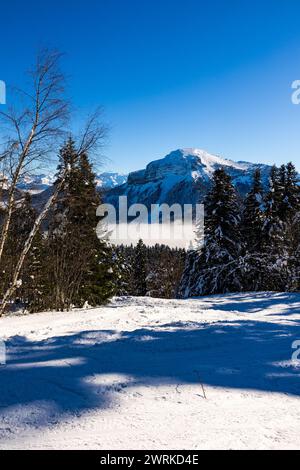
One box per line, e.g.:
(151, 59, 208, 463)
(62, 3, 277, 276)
(1, 0, 300, 172)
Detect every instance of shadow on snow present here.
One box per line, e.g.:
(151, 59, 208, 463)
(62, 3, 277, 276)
(0, 294, 300, 433)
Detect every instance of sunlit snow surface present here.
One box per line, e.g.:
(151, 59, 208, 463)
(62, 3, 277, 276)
(0, 292, 300, 450)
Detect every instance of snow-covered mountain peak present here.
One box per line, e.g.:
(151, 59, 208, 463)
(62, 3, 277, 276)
(179, 148, 249, 174)
(106, 148, 273, 211)
(134, 148, 252, 184)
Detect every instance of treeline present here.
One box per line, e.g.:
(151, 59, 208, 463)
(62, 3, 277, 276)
(179, 163, 300, 297)
(114, 240, 186, 298)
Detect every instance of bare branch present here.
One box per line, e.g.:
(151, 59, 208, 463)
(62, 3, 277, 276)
(76, 107, 108, 161)
(0, 49, 69, 265)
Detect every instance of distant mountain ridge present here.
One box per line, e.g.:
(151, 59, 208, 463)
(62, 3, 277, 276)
(95, 172, 128, 190)
(104, 148, 273, 210)
(18, 171, 128, 194)
(18, 148, 275, 211)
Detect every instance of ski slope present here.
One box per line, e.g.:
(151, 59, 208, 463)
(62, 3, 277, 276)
(0, 293, 299, 450)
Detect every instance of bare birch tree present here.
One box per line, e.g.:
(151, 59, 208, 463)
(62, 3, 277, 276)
(0, 110, 107, 315)
(0, 49, 108, 314)
(0, 49, 69, 266)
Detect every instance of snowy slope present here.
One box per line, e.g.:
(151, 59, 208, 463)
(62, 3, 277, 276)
(0, 292, 299, 450)
(104, 148, 272, 210)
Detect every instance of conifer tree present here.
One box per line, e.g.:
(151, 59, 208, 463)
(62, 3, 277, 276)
(179, 168, 243, 296)
(284, 163, 300, 290)
(77, 152, 116, 305)
(132, 239, 147, 296)
(113, 244, 134, 296)
(47, 138, 115, 310)
(285, 162, 300, 219)
(262, 165, 289, 290)
(263, 165, 284, 249)
(241, 169, 267, 290)
(242, 169, 264, 252)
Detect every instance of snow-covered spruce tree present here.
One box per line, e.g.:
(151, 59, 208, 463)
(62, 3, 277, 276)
(263, 166, 284, 248)
(47, 138, 115, 310)
(242, 169, 264, 252)
(261, 165, 290, 290)
(241, 169, 268, 290)
(132, 239, 147, 296)
(113, 244, 134, 296)
(178, 168, 243, 297)
(177, 249, 200, 298)
(283, 162, 300, 290)
(75, 152, 115, 306)
(284, 162, 300, 220)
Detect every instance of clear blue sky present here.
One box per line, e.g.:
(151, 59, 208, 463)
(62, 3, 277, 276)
(1, 0, 300, 173)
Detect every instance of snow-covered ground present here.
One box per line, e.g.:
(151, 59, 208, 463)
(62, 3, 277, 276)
(0, 293, 300, 450)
